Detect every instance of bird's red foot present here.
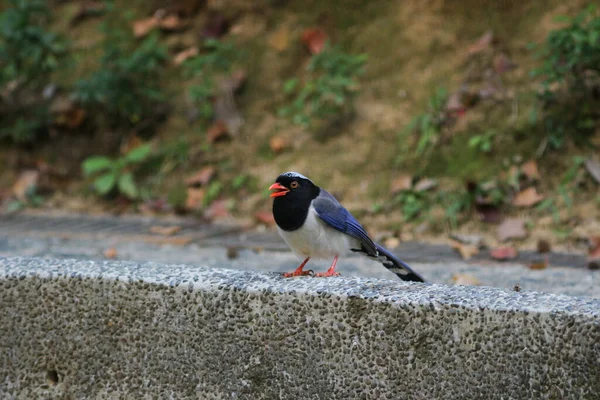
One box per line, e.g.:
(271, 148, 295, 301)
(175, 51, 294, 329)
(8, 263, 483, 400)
(314, 256, 340, 277)
(282, 269, 313, 278)
(282, 257, 312, 278)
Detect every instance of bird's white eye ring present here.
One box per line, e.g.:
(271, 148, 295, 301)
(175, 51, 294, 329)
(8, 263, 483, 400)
(290, 181, 299, 189)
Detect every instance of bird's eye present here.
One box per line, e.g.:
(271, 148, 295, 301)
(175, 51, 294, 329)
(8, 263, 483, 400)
(290, 181, 299, 189)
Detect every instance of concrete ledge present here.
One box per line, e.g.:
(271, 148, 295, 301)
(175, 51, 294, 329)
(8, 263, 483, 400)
(1, 256, 599, 399)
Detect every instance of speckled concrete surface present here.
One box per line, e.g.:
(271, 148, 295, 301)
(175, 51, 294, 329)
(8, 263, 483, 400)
(1, 256, 599, 400)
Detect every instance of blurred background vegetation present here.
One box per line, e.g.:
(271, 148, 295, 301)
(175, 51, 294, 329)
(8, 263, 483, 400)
(0, 0, 598, 252)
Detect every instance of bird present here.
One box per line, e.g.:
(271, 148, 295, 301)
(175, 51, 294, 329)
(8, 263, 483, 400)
(269, 172, 425, 282)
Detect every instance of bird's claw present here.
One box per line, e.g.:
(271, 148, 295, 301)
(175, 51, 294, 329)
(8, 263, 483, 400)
(282, 269, 314, 278)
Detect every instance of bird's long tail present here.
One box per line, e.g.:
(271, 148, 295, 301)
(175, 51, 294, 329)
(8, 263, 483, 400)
(373, 243, 425, 282)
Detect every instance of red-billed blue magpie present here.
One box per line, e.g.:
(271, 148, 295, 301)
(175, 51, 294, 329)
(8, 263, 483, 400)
(269, 172, 425, 282)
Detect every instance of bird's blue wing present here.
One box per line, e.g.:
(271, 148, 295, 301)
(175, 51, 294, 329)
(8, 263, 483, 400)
(312, 190, 377, 255)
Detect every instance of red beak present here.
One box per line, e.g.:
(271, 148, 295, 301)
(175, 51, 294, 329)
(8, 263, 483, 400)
(269, 182, 289, 198)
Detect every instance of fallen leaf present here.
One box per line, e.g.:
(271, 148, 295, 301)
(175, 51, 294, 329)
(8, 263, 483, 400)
(206, 120, 229, 143)
(588, 236, 600, 270)
(254, 211, 275, 226)
(512, 187, 544, 207)
(269, 136, 290, 153)
(537, 239, 551, 253)
(497, 218, 527, 241)
(383, 237, 400, 249)
(185, 187, 205, 210)
(185, 166, 215, 187)
(452, 273, 481, 286)
(528, 258, 548, 270)
(103, 247, 118, 259)
(521, 160, 540, 181)
(133, 17, 158, 38)
(12, 170, 40, 201)
(391, 175, 412, 194)
(149, 225, 182, 236)
(468, 30, 494, 55)
(301, 27, 328, 55)
(490, 246, 518, 260)
(493, 53, 516, 75)
(173, 46, 199, 65)
(413, 178, 437, 192)
(203, 199, 230, 220)
(584, 159, 600, 184)
(449, 233, 485, 247)
(268, 25, 290, 52)
(449, 239, 479, 260)
(159, 14, 187, 31)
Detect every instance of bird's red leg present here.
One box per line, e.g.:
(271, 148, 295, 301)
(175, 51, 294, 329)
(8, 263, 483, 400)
(282, 257, 312, 277)
(315, 256, 341, 277)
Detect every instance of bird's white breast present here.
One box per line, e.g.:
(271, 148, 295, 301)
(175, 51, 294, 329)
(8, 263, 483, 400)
(277, 205, 359, 259)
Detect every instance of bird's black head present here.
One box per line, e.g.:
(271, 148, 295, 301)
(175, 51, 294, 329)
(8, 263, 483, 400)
(269, 172, 320, 231)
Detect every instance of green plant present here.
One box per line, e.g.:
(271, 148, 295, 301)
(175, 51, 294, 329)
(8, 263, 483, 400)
(0, 0, 68, 143)
(73, 27, 167, 126)
(279, 43, 367, 127)
(82, 144, 152, 198)
(392, 191, 428, 222)
(468, 130, 496, 153)
(184, 39, 240, 120)
(402, 87, 449, 156)
(531, 5, 600, 149)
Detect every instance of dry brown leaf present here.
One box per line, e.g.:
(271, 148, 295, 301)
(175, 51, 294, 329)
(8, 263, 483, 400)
(173, 46, 198, 66)
(588, 236, 600, 270)
(521, 160, 540, 181)
(512, 187, 544, 207)
(490, 246, 518, 261)
(468, 30, 494, 55)
(254, 211, 275, 226)
(413, 178, 437, 192)
(185, 187, 205, 210)
(103, 247, 118, 259)
(269, 136, 289, 154)
(383, 237, 400, 249)
(203, 199, 230, 220)
(450, 233, 485, 247)
(528, 258, 548, 270)
(206, 120, 229, 143)
(185, 166, 215, 187)
(133, 17, 158, 38)
(149, 225, 182, 236)
(159, 14, 187, 31)
(452, 273, 481, 286)
(268, 25, 290, 52)
(12, 170, 40, 201)
(391, 175, 412, 194)
(497, 218, 527, 241)
(449, 239, 479, 260)
(301, 27, 328, 55)
(584, 159, 600, 184)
